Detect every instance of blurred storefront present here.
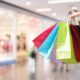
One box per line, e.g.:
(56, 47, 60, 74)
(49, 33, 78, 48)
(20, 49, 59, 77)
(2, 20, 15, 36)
(0, 6, 54, 80)
(0, 1, 80, 80)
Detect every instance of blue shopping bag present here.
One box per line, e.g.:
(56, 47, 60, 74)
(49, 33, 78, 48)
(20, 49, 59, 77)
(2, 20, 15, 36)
(38, 24, 59, 58)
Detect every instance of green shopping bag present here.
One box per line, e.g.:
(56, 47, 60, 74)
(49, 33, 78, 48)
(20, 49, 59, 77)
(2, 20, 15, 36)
(56, 22, 77, 64)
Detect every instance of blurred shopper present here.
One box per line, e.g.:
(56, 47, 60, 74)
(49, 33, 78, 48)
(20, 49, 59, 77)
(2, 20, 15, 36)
(30, 46, 37, 61)
(29, 46, 37, 73)
(16, 33, 29, 80)
(51, 62, 69, 72)
(52, 63, 58, 72)
(60, 63, 69, 72)
(59, 9, 79, 72)
(17, 33, 29, 66)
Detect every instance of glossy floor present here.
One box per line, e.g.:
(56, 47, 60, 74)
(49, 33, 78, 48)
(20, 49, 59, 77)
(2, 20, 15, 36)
(0, 58, 80, 80)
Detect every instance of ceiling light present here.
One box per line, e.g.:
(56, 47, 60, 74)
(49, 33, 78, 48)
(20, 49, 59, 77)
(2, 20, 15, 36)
(26, 2, 31, 5)
(8, 12, 13, 17)
(72, 7, 77, 10)
(52, 13, 57, 16)
(18, 19, 25, 24)
(36, 8, 52, 12)
(0, 10, 2, 14)
(0, 9, 5, 15)
(48, 0, 80, 4)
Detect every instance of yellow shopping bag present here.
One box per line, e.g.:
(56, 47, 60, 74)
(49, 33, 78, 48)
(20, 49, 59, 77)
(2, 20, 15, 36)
(56, 22, 77, 64)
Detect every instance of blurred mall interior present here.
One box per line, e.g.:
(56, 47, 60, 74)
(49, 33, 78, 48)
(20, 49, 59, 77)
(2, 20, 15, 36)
(0, 0, 80, 80)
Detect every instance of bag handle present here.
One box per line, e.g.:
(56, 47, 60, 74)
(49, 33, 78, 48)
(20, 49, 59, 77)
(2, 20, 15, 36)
(66, 16, 71, 28)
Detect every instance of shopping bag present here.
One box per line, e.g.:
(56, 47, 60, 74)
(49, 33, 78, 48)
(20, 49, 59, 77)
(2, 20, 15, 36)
(70, 24, 80, 62)
(61, 33, 77, 63)
(50, 42, 62, 64)
(38, 24, 59, 58)
(33, 24, 57, 48)
(56, 22, 77, 64)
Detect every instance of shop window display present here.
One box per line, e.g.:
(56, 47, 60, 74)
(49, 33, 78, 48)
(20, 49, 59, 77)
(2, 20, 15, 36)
(0, 7, 53, 80)
(17, 33, 29, 65)
(0, 34, 13, 54)
(0, 11, 15, 65)
(0, 8, 16, 80)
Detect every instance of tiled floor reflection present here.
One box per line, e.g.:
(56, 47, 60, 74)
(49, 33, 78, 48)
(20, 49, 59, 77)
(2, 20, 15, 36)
(0, 58, 80, 80)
